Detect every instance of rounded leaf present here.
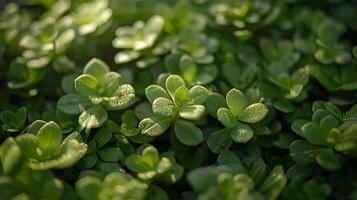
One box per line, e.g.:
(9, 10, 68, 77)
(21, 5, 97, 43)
(152, 97, 177, 117)
(78, 106, 108, 130)
(226, 89, 246, 117)
(75, 74, 98, 96)
(174, 120, 203, 146)
(239, 103, 268, 123)
(145, 85, 170, 103)
(230, 123, 254, 143)
(57, 94, 91, 115)
(37, 121, 63, 151)
(83, 58, 110, 82)
(179, 105, 205, 120)
(165, 75, 185, 99)
(217, 108, 237, 128)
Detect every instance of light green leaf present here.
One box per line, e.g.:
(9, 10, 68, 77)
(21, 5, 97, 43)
(239, 103, 268, 123)
(226, 89, 246, 117)
(139, 116, 171, 137)
(145, 85, 170, 103)
(78, 106, 108, 130)
(76, 176, 101, 200)
(152, 97, 177, 117)
(75, 74, 98, 96)
(37, 121, 62, 151)
(180, 55, 197, 83)
(188, 85, 209, 105)
(174, 86, 189, 106)
(0, 138, 21, 175)
(174, 120, 203, 146)
(165, 75, 185, 100)
(179, 105, 205, 120)
(83, 58, 110, 82)
(28, 138, 87, 169)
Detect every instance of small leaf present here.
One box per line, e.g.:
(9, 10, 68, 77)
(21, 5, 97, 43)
(230, 122, 254, 143)
(57, 94, 91, 115)
(217, 108, 237, 128)
(76, 176, 101, 200)
(239, 103, 268, 123)
(226, 89, 246, 117)
(98, 147, 124, 163)
(145, 85, 170, 103)
(139, 116, 171, 137)
(152, 97, 177, 117)
(174, 86, 189, 106)
(179, 105, 205, 120)
(302, 122, 327, 146)
(174, 120, 203, 146)
(205, 93, 226, 117)
(180, 55, 197, 83)
(0, 138, 22, 175)
(316, 149, 341, 171)
(75, 74, 98, 96)
(37, 121, 62, 151)
(83, 58, 110, 82)
(78, 106, 108, 130)
(165, 75, 185, 100)
(289, 140, 323, 164)
(207, 129, 232, 153)
(188, 85, 209, 105)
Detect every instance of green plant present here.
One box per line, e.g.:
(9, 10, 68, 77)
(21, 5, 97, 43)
(0, 0, 357, 199)
(139, 74, 208, 146)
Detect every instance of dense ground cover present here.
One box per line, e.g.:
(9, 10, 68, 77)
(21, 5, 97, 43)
(0, 0, 357, 199)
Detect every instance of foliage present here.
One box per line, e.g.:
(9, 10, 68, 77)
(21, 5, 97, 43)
(0, 0, 356, 199)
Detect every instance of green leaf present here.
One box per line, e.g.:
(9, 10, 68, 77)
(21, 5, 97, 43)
(258, 165, 287, 200)
(37, 121, 62, 152)
(103, 72, 121, 96)
(217, 108, 237, 128)
(316, 149, 341, 171)
(145, 85, 170, 103)
(76, 176, 101, 200)
(230, 122, 254, 143)
(226, 89, 246, 117)
(188, 85, 209, 105)
(205, 93, 226, 117)
(239, 103, 268, 123)
(165, 75, 185, 100)
(139, 116, 171, 137)
(289, 140, 324, 164)
(174, 86, 189, 106)
(152, 97, 177, 117)
(0, 138, 22, 175)
(207, 129, 232, 153)
(57, 94, 91, 115)
(28, 138, 87, 169)
(99, 84, 135, 110)
(114, 50, 140, 64)
(78, 106, 108, 130)
(180, 55, 197, 83)
(302, 122, 327, 146)
(83, 58, 110, 82)
(174, 120, 203, 146)
(98, 147, 124, 163)
(75, 74, 98, 96)
(179, 105, 205, 120)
